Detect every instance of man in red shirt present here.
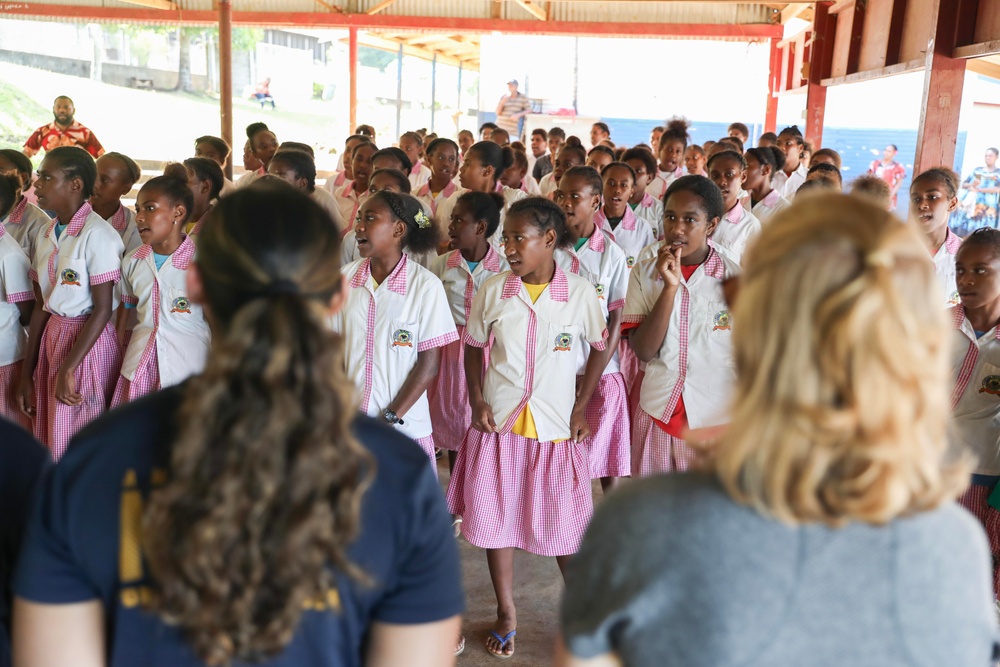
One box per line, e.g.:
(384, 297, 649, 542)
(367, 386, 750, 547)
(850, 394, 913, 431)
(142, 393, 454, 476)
(868, 144, 906, 209)
(22, 96, 104, 158)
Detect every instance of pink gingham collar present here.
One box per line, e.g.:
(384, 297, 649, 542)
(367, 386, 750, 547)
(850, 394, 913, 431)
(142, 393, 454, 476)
(596, 206, 637, 232)
(943, 229, 962, 255)
(340, 181, 360, 199)
(445, 245, 503, 273)
(639, 191, 655, 208)
(500, 264, 570, 302)
(761, 189, 781, 207)
(349, 255, 409, 295)
(951, 304, 1000, 340)
(5, 196, 27, 225)
(109, 203, 128, 233)
(418, 180, 457, 199)
(702, 247, 725, 280)
(132, 235, 196, 270)
(45, 201, 93, 239)
(725, 203, 745, 225)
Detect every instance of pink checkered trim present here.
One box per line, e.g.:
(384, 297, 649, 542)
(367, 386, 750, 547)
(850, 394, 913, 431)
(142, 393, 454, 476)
(499, 309, 538, 435)
(640, 192, 654, 208)
(7, 290, 34, 303)
(725, 203, 743, 225)
(90, 269, 121, 286)
(417, 329, 459, 352)
(109, 204, 127, 233)
(944, 229, 962, 255)
(591, 328, 608, 352)
(356, 293, 377, 413)
(121, 294, 139, 306)
(44, 201, 92, 239)
(762, 189, 780, 207)
(959, 485, 1000, 598)
(622, 313, 644, 325)
(500, 273, 523, 299)
(658, 288, 690, 422)
(349, 255, 409, 295)
(7, 197, 27, 225)
(463, 329, 490, 348)
(549, 266, 569, 302)
(608, 297, 625, 312)
(28, 268, 38, 283)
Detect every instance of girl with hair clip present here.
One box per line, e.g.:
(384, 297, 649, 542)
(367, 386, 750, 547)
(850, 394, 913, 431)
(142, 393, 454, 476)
(623, 175, 739, 477)
(622, 147, 664, 234)
(428, 191, 509, 475)
(437, 142, 526, 249)
(267, 149, 347, 231)
(236, 122, 278, 189)
(0, 149, 50, 262)
(745, 147, 791, 223)
(332, 190, 457, 473)
(0, 173, 35, 429)
(559, 193, 998, 667)
(909, 167, 962, 305)
(91, 152, 142, 256)
(447, 197, 609, 660)
(334, 140, 376, 235)
(773, 125, 808, 198)
(597, 162, 656, 260)
(416, 138, 460, 216)
(555, 167, 631, 493)
(16, 146, 124, 459)
(12, 181, 464, 667)
(646, 117, 690, 202)
(181, 157, 224, 236)
(539, 144, 586, 198)
(111, 175, 209, 406)
(707, 150, 762, 264)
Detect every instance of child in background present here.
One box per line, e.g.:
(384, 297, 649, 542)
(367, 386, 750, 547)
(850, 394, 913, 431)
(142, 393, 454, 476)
(326, 134, 368, 193)
(0, 149, 50, 262)
(622, 147, 664, 236)
(597, 162, 656, 263)
(500, 147, 540, 196)
(555, 167, 631, 492)
(806, 163, 843, 190)
(267, 149, 346, 230)
(647, 117, 690, 201)
(623, 175, 739, 476)
(447, 197, 609, 660)
(745, 147, 791, 222)
(774, 125, 808, 198)
(810, 147, 843, 170)
(429, 191, 509, 473)
(193, 135, 236, 196)
(400, 131, 430, 191)
(17, 147, 124, 459)
(539, 144, 586, 198)
(182, 157, 224, 235)
(910, 167, 962, 305)
(334, 140, 376, 233)
(113, 175, 209, 405)
(0, 174, 35, 430)
(371, 147, 413, 176)
(458, 129, 475, 159)
(237, 123, 278, 188)
(90, 152, 142, 256)
(586, 146, 615, 173)
(727, 122, 750, 145)
(850, 174, 893, 210)
(949, 228, 1000, 599)
(758, 131, 778, 147)
(547, 127, 567, 167)
(331, 191, 456, 473)
(417, 138, 460, 216)
(684, 145, 707, 177)
(489, 129, 511, 147)
(707, 150, 762, 264)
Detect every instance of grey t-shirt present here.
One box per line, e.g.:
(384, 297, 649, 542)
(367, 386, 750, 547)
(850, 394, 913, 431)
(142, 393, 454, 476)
(562, 473, 1000, 666)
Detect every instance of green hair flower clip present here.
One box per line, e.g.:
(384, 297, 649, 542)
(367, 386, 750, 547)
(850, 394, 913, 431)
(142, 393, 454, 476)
(414, 210, 432, 229)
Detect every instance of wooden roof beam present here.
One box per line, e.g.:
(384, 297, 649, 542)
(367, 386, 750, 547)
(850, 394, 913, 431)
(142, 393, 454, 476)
(513, 0, 547, 20)
(118, 0, 177, 9)
(782, 3, 812, 22)
(367, 0, 398, 15)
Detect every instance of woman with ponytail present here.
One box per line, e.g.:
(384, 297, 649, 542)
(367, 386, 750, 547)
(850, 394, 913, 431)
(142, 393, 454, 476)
(12, 181, 464, 667)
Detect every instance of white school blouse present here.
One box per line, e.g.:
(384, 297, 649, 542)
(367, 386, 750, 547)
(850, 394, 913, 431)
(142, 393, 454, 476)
(311, 187, 347, 231)
(646, 167, 684, 202)
(408, 162, 432, 192)
(435, 186, 526, 250)
(632, 192, 664, 240)
(464, 267, 608, 442)
(711, 203, 762, 265)
(623, 247, 740, 429)
(331, 255, 458, 441)
(0, 225, 34, 366)
(750, 189, 791, 223)
(102, 203, 142, 257)
(416, 180, 459, 220)
(538, 172, 558, 197)
(333, 182, 369, 231)
(2, 197, 50, 263)
(950, 305, 1000, 475)
(29, 202, 124, 318)
(119, 236, 209, 386)
(430, 246, 508, 328)
(933, 228, 963, 306)
(555, 230, 629, 375)
(595, 205, 656, 271)
(774, 163, 808, 199)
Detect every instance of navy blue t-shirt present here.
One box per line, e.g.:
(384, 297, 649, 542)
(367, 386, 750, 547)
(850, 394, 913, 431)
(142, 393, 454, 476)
(13, 386, 464, 666)
(0, 419, 50, 667)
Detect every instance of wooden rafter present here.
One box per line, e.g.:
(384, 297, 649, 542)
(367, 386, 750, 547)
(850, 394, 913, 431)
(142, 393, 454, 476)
(513, 0, 547, 20)
(782, 3, 813, 22)
(117, 0, 177, 9)
(366, 0, 398, 15)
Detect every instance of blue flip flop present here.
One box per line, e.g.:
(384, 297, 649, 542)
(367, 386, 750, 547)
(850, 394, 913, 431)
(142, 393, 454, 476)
(487, 629, 516, 660)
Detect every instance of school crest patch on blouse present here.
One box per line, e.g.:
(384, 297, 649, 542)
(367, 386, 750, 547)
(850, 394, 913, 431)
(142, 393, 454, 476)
(170, 296, 192, 314)
(60, 268, 81, 286)
(980, 375, 1000, 396)
(553, 332, 573, 352)
(948, 290, 961, 306)
(392, 329, 413, 347)
(713, 310, 731, 331)
(626, 256, 636, 268)
(594, 284, 605, 299)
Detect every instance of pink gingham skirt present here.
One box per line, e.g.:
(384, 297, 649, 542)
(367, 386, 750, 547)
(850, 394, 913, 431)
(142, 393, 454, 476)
(446, 427, 593, 557)
(414, 434, 438, 480)
(34, 315, 122, 460)
(618, 339, 640, 395)
(0, 361, 32, 431)
(111, 339, 161, 408)
(582, 372, 631, 479)
(630, 408, 693, 478)
(428, 331, 470, 452)
(959, 483, 1000, 599)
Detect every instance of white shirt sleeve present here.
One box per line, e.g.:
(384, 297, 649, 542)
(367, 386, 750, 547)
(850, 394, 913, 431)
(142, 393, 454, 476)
(415, 273, 459, 352)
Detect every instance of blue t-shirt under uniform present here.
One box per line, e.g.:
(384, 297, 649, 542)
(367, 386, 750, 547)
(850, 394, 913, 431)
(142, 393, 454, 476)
(14, 385, 464, 667)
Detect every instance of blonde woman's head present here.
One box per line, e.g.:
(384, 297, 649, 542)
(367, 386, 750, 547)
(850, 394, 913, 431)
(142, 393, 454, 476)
(715, 193, 965, 525)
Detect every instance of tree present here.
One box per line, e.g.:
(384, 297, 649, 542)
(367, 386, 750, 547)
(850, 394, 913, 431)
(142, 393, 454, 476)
(175, 27, 203, 93)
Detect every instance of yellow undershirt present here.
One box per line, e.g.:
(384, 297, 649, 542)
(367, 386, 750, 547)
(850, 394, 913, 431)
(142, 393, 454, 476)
(184, 221, 197, 235)
(512, 283, 562, 441)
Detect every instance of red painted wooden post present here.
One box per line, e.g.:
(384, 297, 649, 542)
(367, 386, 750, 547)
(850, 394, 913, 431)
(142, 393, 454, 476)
(219, 0, 233, 180)
(349, 27, 358, 134)
(914, 0, 965, 173)
(805, 2, 833, 147)
(765, 37, 779, 133)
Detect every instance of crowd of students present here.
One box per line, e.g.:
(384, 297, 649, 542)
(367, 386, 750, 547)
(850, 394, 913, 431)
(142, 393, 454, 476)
(1, 111, 1000, 665)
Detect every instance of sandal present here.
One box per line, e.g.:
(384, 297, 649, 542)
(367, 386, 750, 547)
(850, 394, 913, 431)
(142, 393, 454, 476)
(452, 516, 463, 539)
(486, 629, 516, 660)
(455, 634, 466, 656)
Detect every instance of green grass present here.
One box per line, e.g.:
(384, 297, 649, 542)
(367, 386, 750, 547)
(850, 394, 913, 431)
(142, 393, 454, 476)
(0, 80, 48, 151)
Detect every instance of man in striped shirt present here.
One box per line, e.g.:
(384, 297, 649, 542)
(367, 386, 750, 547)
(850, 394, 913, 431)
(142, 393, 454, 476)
(495, 80, 532, 140)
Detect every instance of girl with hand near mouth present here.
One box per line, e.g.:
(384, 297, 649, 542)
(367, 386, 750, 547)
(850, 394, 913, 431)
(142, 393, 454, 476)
(909, 167, 962, 305)
(112, 174, 209, 405)
(554, 166, 631, 493)
(17, 146, 124, 459)
(707, 150, 762, 265)
(331, 190, 456, 473)
(596, 162, 656, 264)
(416, 138, 460, 217)
(623, 175, 739, 477)
(428, 191, 508, 473)
(0, 149, 50, 263)
(0, 173, 35, 430)
(90, 152, 142, 256)
(446, 197, 608, 660)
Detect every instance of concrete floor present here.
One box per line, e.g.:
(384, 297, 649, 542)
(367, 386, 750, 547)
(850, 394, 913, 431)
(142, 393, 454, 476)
(436, 457, 608, 666)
